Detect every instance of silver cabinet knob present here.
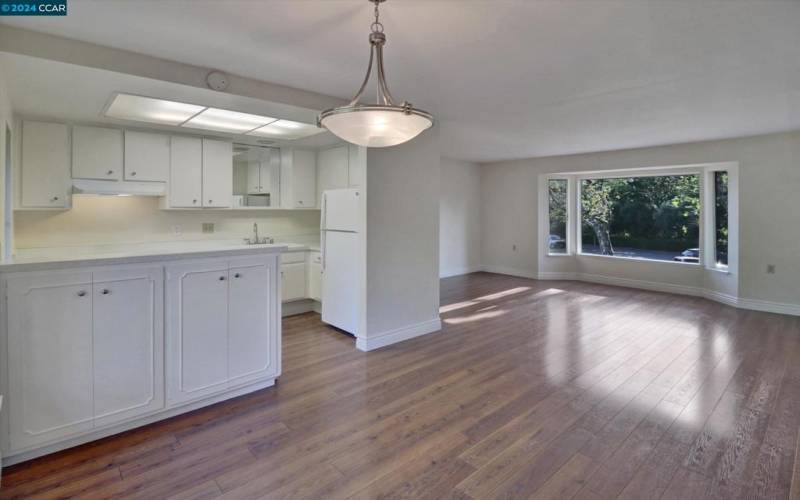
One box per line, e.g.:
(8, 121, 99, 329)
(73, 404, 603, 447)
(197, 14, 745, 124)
(131, 171, 137, 176)
(107, 170, 114, 175)
(192, 199, 198, 204)
(77, 290, 87, 297)
(51, 196, 59, 202)
(234, 273, 241, 278)
(101, 289, 111, 295)
(208, 200, 213, 204)
(219, 276, 226, 281)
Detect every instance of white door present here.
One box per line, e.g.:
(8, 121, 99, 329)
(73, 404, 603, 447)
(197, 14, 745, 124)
(124, 131, 170, 182)
(202, 139, 233, 207)
(166, 261, 229, 405)
(293, 149, 316, 208)
(72, 125, 123, 181)
(246, 161, 261, 194)
(169, 136, 203, 208)
(322, 189, 360, 231)
(321, 231, 359, 334)
(6, 271, 94, 450)
(93, 266, 164, 427)
(317, 146, 349, 204)
(20, 121, 70, 208)
(228, 258, 278, 385)
(281, 262, 307, 302)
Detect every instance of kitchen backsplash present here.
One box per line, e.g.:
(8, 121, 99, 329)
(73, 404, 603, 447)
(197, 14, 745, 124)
(14, 195, 321, 249)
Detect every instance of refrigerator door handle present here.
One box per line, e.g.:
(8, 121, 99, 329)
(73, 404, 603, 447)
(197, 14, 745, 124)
(321, 231, 326, 271)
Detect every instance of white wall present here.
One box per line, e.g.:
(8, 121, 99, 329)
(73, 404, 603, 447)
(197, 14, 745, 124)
(439, 158, 481, 277)
(362, 128, 441, 350)
(0, 63, 12, 259)
(14, 196, 320, 249)
(481, 131, 800, 309)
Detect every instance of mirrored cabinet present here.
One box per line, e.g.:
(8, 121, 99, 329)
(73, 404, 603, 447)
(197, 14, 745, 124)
(232, 144, 281, 208)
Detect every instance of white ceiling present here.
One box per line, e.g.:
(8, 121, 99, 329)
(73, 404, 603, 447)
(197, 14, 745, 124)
(2, 0, 800, 162)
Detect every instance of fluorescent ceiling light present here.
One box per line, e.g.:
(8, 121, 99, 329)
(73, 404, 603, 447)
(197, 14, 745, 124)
(183, 108, 277, 133)
(247, 119, 323, 140)
(104, 94, 205, 126)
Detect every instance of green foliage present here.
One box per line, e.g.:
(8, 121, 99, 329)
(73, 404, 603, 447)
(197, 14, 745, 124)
(580, 174, 700, 255)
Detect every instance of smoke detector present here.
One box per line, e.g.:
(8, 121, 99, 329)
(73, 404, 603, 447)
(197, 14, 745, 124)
(206, 71, 230, 91)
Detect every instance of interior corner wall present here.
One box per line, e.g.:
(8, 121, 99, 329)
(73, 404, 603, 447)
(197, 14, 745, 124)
(363, 128, 441, 349)
(480, 131, 800, 309)
(439, 157, 481, 278)
(0, 63, 12, 260)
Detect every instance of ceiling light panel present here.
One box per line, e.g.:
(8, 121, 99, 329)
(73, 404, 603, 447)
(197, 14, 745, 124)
(183, 108, 277, 133)
(247, 119, 323, 140)
(104, 94, 206, 126)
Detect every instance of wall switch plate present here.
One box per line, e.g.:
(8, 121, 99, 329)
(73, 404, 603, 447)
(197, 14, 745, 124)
(767, 264, 776, 274)
(202, 223, 215, 234)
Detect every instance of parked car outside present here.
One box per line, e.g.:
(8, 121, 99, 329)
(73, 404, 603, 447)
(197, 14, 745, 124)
(674, 248, 700, 263)
(549, 234, 566, 250)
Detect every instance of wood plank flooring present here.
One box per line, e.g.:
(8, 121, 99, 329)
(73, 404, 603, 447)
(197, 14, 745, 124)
(2, 272, 800, 499)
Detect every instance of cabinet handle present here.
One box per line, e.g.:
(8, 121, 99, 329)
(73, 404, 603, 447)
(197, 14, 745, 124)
(234, 273, 241, 278)
(219, 276, 226, 281)
(51, 196, 59, 202)
(208, 199, 213, 204)
(192, 199, 198, 204)
(107, 170, 114, 175)
(101, 289, 111, 295)
(131, 171, 137, 176)
(77, 290, 87, 297)
(298, 200, 304, 205)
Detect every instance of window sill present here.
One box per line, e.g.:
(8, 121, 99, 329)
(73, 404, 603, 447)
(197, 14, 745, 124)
(576, 252, 702, 267)
(546, 252, 573, 258)
(705, 265, 731, 275)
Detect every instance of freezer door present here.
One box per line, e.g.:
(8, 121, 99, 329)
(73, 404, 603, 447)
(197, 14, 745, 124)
(322, 189, 360, 232)
(321, 231, 359, 335)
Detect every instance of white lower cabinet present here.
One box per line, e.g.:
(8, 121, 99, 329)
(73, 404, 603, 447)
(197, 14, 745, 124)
(308, 252, 322, 301)
(166, 255, 280, 406)
(5, 266, 163, 451)
(281, 262, 306, 302)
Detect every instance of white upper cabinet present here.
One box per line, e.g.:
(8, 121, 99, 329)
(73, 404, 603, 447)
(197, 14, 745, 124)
(72, 125, 123, 181)
(317, 146, 349, 203)
(20, 121, 70, 208)
(124, 131, 170, 182)
(202, 139, 233, 208)
(280, 148, 317, 209)
(169, 136, 203, 208)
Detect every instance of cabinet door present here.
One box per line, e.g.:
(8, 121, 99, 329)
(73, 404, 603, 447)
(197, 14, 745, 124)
(20, 121, 70, 208)
(281, 262, 306, 302)
(246, 161, 261, 194)
(125, 131, 170, 182)
(293, 149, 316, 208)
(72, 125, 123, 181)
(6, 271, 94, 450)
(166, 261, 230, 405)
(308, 260, 323, 302)
(169, 136, 203, 208)
(202, 139, 233, 207)
(228, 258, 279, 385)
(93, 266, 164, 427)
(317, 146, 349, 203)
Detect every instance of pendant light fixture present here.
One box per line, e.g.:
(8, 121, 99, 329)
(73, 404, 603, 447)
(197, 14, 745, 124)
(318, 0, 434, 148)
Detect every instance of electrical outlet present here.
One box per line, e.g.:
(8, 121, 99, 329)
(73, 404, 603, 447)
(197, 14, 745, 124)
(202, 223, 215, 234)
(172, 224, 182, 235)
(767, 264, 776, 274)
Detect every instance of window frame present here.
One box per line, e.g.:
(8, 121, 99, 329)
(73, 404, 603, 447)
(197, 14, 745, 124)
(544, 177, 572, 257)
(703, 164, 738, 273)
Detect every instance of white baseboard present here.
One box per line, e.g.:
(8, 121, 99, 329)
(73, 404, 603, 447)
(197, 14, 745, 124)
(282, 299, 319, 317)
(440, 266, 482, 278)
(356, 317, 442, 352)
(484, 267, 800, 317)
(480, 265, 538, 279)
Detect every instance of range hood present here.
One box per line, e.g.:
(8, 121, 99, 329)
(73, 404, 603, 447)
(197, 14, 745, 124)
(72, 179, 166, 197)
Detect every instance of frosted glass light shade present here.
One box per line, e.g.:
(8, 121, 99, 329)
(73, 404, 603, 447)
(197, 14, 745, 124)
(183, 108, 277, 133)
(319, 107, 433, 148)
(248, 119, 324, 140)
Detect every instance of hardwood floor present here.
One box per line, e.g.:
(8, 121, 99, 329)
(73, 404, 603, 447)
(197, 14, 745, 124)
(2, 271, 800, 499)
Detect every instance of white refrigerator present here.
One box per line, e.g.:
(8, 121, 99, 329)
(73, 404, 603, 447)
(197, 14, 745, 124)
(320, 188, 360, 335)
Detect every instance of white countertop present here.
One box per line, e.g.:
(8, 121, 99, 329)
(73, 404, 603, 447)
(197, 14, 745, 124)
(0, 239, 320, 272)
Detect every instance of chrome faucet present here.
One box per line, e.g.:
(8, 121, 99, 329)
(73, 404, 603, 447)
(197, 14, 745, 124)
(244, 223, 274, 245)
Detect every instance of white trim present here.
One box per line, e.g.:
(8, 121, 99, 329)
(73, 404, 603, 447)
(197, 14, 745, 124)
(282, 299, 318, 317)
(356, 317, 441, 352)
(576, 251, 701, 267)
(481, 264, 538, 280)
(499, 269, 800, 317)
(439, 266, 482, 278)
